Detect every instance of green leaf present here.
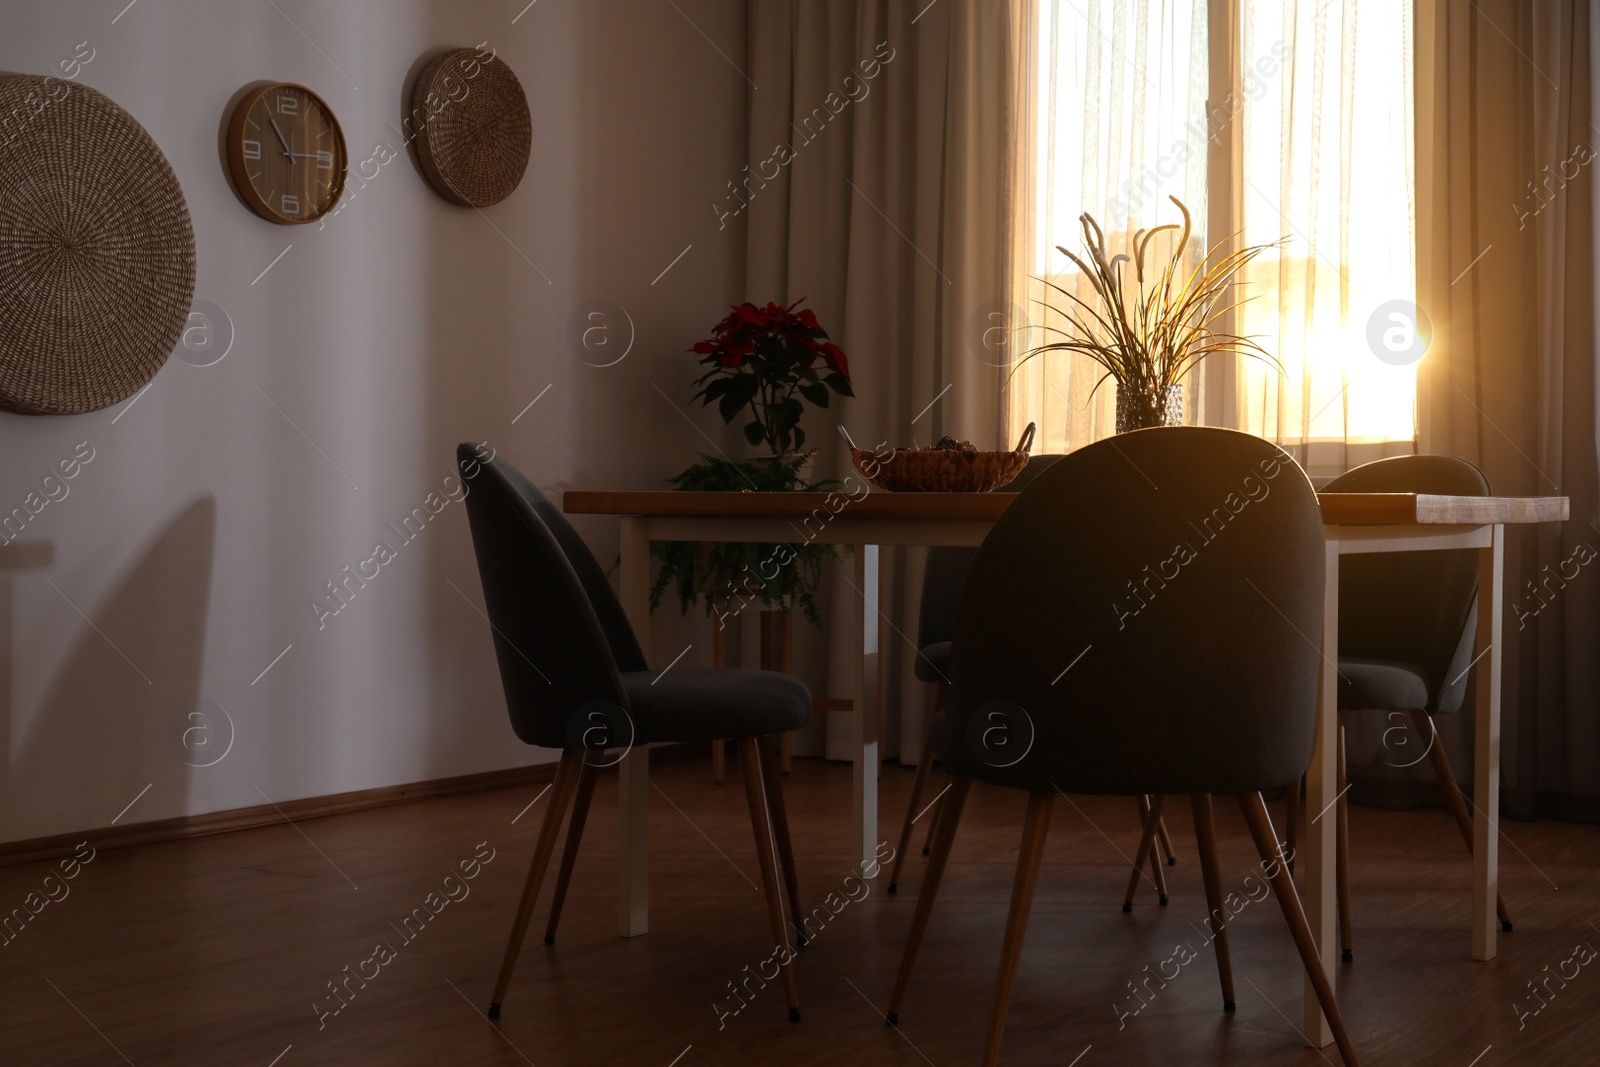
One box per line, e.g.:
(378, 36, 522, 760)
(745, 420, 767, 446)
(798, 383, 829, 407)
(718, 391, 744, 424)
(793, 426, 806, 450)
(826, 373, 855, 397)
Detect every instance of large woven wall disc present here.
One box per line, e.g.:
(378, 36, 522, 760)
(0, 74, 196, 416)
(411, 48, 532, 208)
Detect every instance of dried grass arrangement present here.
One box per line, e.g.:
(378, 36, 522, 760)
(1019, 196, 1281, 430)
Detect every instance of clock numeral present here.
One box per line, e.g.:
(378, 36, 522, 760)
(242, 139, 262, 161)
(281, 194, 301, 217)
(277, 95, 299, 116)
(316, 150, 334, 169)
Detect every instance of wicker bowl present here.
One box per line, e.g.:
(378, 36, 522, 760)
(411, 47, 532, 207)
(0, 74, 196, 415)
(853, 423, 1035, 492)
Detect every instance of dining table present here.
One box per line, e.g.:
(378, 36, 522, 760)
(563, 484, 1568, 1049)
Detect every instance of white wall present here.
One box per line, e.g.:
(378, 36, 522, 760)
(0, 0, 748, 843)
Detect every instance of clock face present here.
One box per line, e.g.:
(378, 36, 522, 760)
(226, 83, 347, 224)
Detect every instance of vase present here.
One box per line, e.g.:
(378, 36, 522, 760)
(1115, 383, 1184, 434)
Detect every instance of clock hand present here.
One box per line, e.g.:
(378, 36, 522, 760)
(269, 118, 294, 162)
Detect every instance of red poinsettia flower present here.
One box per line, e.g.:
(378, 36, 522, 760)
(819, 342, 849, 377)
(733, 303, 771, 328)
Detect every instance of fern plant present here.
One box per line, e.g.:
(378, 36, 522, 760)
(648, 453, 841, 629)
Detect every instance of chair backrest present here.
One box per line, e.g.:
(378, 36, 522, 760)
(942, 427, 1326, 796)
(458, 444, 629, 749)
(1322, 454, 1488, 713)
(916, 455, 1065, 650)
(469, 446, 648, 673)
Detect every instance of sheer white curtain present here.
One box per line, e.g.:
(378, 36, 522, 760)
(1010, 0, 1210, 454)
(1010, 0, 1419, 468)
(1235, 0, 1419, 471)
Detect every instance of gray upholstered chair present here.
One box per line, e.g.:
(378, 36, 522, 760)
(885, 427, 1359, 1067)
(458, 445, 809, 1022)
(888, 453, 1180, 902)
(1314, 454, 1510, 961)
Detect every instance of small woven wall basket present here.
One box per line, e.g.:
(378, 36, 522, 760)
(411, 48, 532, 208)
(0, 74, 196, 416)
(853, 423, 1037, 493)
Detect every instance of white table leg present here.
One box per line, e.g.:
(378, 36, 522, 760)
(1473, 524, 1504, 960)
(851, 544, 880, 874)
(617, 517, 651, 937)
(1302, 532, 1339, 1047)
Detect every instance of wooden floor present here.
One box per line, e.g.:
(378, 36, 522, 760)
(2, 755, 1597, 1066)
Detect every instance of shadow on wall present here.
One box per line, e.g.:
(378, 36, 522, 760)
(2, 496, 216, 841)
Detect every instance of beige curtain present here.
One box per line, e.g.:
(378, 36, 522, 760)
(741, 0, 1023, 759)
(1416, 0, 1600, 817)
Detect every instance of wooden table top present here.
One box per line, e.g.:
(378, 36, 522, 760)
(564, 490, 1569, 526)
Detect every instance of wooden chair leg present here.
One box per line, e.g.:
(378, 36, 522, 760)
(778, 611, 794, 773)
(736, 737, 801, 1021)
(1285, 778, 1301, 875)
(542, 758, 598, 946)
(1189, 794, 1236, 1011)
(981, 791, 1054, 1067)
(489, 751, 584, 1017)
(887, 776, 972, 1024)
(1156, 815, 1179, 867)
(1148, 808, 1170, 903)
(1336, 720, 1353, 962)
(890, 685, 944, 894)
(921, 778, 946, 856)
(1412, 711, 1513, 931)
(1237, 792, 1362, 1067)
(758, 734, 804, 946)
(711, 600, 731, 784)
(1125, 796, 1152, 907)
(1123, 795, 1167, 910)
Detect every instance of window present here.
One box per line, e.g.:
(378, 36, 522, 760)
(1011, 0, 1418, 458)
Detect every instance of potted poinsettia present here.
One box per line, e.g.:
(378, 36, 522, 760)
(692, 299, 853, 454)
(651, 299, 854, 627)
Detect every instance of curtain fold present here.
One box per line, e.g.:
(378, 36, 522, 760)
(1416, 0, 1599, 818)
(742, 0, 1021, 760)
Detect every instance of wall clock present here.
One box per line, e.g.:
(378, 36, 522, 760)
(0, 73, 195, 415)
(225, 82, 348, 225)
(410, 47, 531, 207)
